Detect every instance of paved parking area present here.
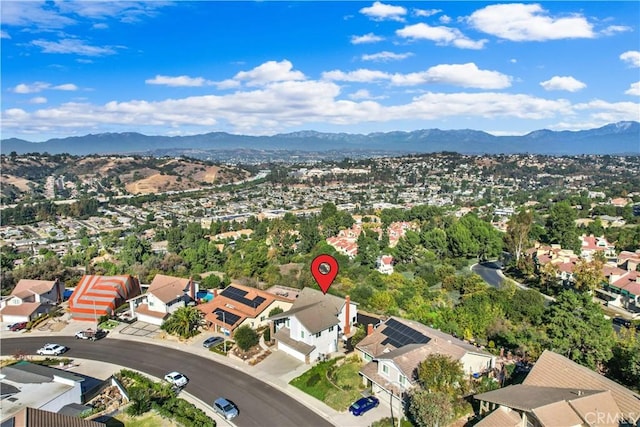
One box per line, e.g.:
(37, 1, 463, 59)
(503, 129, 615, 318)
(118, 321, 161, 337)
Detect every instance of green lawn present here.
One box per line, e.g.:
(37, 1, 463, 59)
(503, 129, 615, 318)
(110, 411, 181, 427)
(289, 356, 365, 411)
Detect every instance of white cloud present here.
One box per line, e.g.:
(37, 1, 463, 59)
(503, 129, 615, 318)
(573, 99, 640, 124)
(620, 51, 640, 68)
(30, 97, 48, 104)
(360, 1, 407, 22)
(392, 63, 512, 89)
(322, 69, 389, 83)
(92, 23, 109, 30)
(397, 23, 487, 49)
(232, 60, 306, 86)
(53, 83, 79, 91)
(12, 82, 79, 93)
(361, 51, 413, 62)
(601, 25, 631, 36)
(413, 9, 441, 18)
(12, 82, 51, 94)
(0, 2, 76, 29)
(439, 15, 452, 24)
(349, 89, 386, 100)
(510, 59, 518, 63)
(323, 63, 511, 89)
(540, 76, 586, 92)
(467, 3, 594, 41)
(625, 82, 640, 96)
(351, 33, 384, 44)
(1, 30, 10, 39)
(31, 38, 118, 56)
(146, 75, 213, 87)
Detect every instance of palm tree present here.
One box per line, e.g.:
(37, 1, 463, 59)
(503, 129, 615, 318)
(161, 306, 203, 339)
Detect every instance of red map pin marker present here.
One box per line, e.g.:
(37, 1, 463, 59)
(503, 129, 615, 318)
(311, 254, 339, 294)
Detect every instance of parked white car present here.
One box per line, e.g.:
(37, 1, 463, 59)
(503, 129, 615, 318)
(164, 371, 188, 388)
(36, 343, 68, 356)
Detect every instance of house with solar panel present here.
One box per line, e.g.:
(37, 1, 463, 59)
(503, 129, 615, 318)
(268, 287, 358, 364)
(197, 282, 295, 336)
(356, 316, 495, 415)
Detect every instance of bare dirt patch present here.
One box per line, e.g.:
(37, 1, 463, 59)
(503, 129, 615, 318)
(2, 175, 34, 191)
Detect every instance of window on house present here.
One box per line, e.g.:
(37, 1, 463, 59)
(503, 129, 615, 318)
(329, 326, 334, 332)
(399, 375, 407, 385)
(315, 332, 321, 338)
(382, 364, 389, 375)
(286, 319, 290, 328)
(301, 330, 305, 339)
(260, 316, 265, 321)
(364, 354, 372, 361)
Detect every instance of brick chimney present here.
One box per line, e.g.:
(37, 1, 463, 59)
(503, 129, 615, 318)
(344, 295, 351, 335)
(213, 288, 218, 297)
(367, 323, 374, 336)
(189, 276, 195, 300)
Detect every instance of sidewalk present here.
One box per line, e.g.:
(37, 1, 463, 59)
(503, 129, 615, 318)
(7, 318, 367, 426)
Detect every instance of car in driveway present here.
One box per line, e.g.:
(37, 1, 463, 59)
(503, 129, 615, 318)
(164, 371, 188, 388)
(202, 336, 225, 348)
(36, 343, 68, 356)
(213, 397, 238, 420)
(8, 322, 28, 332)
(349, 396, 379, 416)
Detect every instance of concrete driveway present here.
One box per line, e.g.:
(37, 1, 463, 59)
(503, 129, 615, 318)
(118, 321, 161, 338)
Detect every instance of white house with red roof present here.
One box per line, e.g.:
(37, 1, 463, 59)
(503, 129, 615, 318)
(376, 255, 394, 275)
(579, 234, 616, 261)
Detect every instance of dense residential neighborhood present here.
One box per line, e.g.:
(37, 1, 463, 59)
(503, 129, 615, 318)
(2, 151, 640, 427)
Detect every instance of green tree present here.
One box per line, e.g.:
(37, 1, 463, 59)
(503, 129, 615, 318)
(572, 258, 605, 293)
(504, 210, 533, 264)
(119, 235, 151, 266)
(545, 291, 614, 370)
(268, 306, 284, 317)
(545, 202, 580, 253)
(607, 329, 640, 390)
(234, 325, 259, 351)
(161, 306, 203, 339)
(408, 390, 453, 427)
(416, 354, 465, 397)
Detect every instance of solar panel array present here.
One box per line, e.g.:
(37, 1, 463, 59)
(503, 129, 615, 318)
(221, 286, 266, 309)
(381, 318, 430, 348)
(213, 308, 240, 326)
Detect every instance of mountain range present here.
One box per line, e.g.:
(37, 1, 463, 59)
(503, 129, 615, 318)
(2, 121, 639, 156)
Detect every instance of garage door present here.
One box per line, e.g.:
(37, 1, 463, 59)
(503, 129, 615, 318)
(278, 341, 307, 362)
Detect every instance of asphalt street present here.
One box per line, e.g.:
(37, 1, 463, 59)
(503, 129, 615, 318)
(1, 337, 332, 427)
(471, 261, 504, 288)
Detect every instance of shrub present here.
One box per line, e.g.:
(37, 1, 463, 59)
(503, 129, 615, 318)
(234, 325, 259, 351)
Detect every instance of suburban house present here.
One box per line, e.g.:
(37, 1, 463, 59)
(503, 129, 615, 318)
(0, 361, 86, 423)
(1, 407, 106, 427)
(475, 350, 640, 427)
(269, 287, 358, 364)
(0, 279, 63, 324)
(69, 275, 141, 321)
(127, 274, 197, 326)
(356, 316, 496, 415)
(376, 255, 394, 275)
(579, 234, 616, 261)
(197, 282, 295, 336)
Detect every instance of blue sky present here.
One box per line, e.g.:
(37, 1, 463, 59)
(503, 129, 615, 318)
(1, 1, 639, 142)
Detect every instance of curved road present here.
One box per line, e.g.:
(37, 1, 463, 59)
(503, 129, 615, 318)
(1, 337, 331, 427)
(471, 261, 505, 288)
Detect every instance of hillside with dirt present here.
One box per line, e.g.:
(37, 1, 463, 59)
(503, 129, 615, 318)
(0, 153, 251, 202)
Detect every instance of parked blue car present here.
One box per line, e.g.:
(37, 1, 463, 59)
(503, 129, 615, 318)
(349, 396, 379, 416)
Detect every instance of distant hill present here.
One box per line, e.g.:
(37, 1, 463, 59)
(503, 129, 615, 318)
(2, 121, 638, 156)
